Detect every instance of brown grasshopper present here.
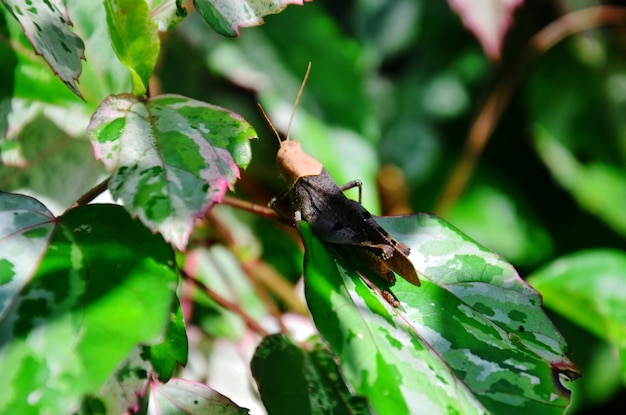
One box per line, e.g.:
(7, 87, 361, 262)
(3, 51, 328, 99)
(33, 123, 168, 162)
(266, 63, 420, 293)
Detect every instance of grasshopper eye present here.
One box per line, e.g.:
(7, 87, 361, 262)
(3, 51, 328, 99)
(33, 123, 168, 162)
(361, 211, 371, 219)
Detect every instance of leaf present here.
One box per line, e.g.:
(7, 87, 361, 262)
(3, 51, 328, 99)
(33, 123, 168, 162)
(150, 0, 188, 32)
(0, 192, 55, 315)
(87, 93, 256, 251)
(147, 296, 189, 382)
(527, 249, 626, 382)
(1, 0, 85, 97)
(147, 379, 249, 414)
(82, 347, 154, 415)
(301, 214, 580, 415)
(447, 183, 553, 266)
(448, 0, 523, 60)
(527, 47, 626, 236)
(251, 334, 372, 415)
(0, 115, 105, 212)
(534, 126, 626, 236)
(0, 195, 178, 414)
(104, 0, 160, 96)
(193, 0, 311, 37)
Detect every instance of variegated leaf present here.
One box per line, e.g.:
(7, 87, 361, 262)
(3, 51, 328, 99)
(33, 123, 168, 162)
(148, 379, 249, 414)
(0, 192, 55, 316)
(87, 93, 256, 251)
(193, 0, 311, 37)
(1, 0, 85, 97)
(301, 214, 580, 415)
(0, 195, 178, 414)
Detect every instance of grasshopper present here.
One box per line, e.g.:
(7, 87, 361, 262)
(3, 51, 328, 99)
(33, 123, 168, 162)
(266, 63, 420, 299)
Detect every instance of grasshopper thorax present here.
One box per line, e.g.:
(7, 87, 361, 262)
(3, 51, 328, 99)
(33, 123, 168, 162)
(277, 140, 323, 188)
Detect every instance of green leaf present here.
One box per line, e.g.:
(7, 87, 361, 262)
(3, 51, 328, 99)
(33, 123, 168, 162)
(193, 0, 310, 37)
(104, 0, 160, 96)
(87, 93, 256, 250)
(147, 379, 249, 414)
(147, 296, 188, 382)
(0, 196, 178, 414)
(527, 249, 626, 383)
(251, 334, 372, 415)
(527, 44, 626, 236)
(447, 183, 553, 266)
(301, 214, 580, 415)
(1, 0, 85, 98)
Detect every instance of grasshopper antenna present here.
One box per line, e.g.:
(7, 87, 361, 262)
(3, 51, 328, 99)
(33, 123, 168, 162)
(257, 103, 282, 145)
(257, 61, 311, 144)
(285, 61, 311, 141)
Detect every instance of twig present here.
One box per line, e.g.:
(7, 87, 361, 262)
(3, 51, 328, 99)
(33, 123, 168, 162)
(434, 6, 626, 216)
(185, 273, 270, 337)
(64, 176, 111, 214)
(222, 195, 285, 222)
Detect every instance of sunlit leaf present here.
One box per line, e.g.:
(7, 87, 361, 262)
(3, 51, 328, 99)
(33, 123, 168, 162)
(1, 0, 85, 97)
(87, 93, 256, 251)
(148, 379, 249, 414)
(0, 195, 178, 414)
(104, 0, 160, 96)
(301, 214, 580, 415)
(193, 0, 311, 37)
(528, 249, 626, 382)
(251, 334, 372, 415)
(448, 0, 523, 60)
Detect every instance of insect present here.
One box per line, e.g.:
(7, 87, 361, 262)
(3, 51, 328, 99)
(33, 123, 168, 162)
(266, 63, 420, 296)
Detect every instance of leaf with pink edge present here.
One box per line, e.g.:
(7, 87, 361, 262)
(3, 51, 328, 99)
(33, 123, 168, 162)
(87, 93, 256, 251)
(448, 0, 523, 60)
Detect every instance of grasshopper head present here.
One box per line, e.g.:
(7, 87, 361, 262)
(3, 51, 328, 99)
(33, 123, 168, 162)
(276, 140, 323, 187)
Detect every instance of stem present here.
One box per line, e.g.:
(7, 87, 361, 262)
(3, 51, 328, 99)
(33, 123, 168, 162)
(185, 273, 270, 337)
(222, 195, 285, 222)
(434, 6, 626, 216)
(64, 176, 111, 214)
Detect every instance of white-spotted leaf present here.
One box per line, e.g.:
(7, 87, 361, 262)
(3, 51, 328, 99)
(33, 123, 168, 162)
(301, 213, 580, 415)
(0, 192, 55, 316)
(193, 0, 311, 36)
(87, 94, 256, 251)
(148, 379, 249, 414)
(1, 0, 85, 97)
(0, 194, 179, 414)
